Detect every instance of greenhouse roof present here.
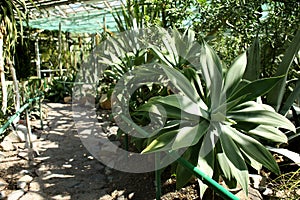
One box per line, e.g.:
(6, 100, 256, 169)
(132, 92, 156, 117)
(24, 0, 125, 33)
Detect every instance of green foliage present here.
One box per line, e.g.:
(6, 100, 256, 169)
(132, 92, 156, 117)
(45, 72, 76, 103)
(193, 0, 300, 76)
(113, 0, 197, 30)
(0, 0, 29, 57)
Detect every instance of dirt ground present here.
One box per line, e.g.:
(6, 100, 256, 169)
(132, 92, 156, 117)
(0, 103, 268, 200)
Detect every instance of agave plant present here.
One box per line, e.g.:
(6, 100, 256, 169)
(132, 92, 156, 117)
(125, 28, 297, 197)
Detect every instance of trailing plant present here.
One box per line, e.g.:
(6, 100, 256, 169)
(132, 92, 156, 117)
(269, 168, 300, 199)
(124, 28, 296, 197)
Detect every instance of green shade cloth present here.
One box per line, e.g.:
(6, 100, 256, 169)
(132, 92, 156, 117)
(28, 10, 121, 33)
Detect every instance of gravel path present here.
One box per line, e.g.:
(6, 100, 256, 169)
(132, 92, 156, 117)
(0, 103, 110, 200)
(34, 103, 108, 199)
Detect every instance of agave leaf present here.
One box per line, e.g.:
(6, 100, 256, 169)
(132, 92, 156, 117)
(200, 41, 223, 110)
(197, 123, 221, 197)
(141, 129, 177, 153)
(230, 101, 265, 112)
(280, 79, 300, 115)
(223, 126, 280, 174)
(176, 145, 200, 189)
(160, 29, 178, 65)
(143, 121, 209, 153)
(183, 67, 205, 99)
(288, 127, 300, 141)
(244, 37, 260, 81)
(150, 45, 174, 68)
(138, 102, 200, 121)
(217, 153, 233, 181)
(240, 149, 262, 172)
(228, 102, 295, 132)
(173, 28, 188, 58)
(172, 120, 209, 150)
(267, 29, 300, 111)
(219, 130, 249, 194)
(227, 76, 284, 105)
(144, 120, 181, 141)
(159, 64, 201, 104)
(248, 125, 287, 143)
(198, 143, 215, 198)
(223, 52, 247, 97)
(137, 103, 179, 119)
(186, 41, 203, 66)
(149, 94, 208, 119)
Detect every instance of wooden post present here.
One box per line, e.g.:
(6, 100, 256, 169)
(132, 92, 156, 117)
(35, 38, 41, 78)
(58, 22, 63, 76)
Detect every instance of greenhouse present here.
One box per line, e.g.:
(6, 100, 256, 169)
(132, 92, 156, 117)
(0, 0, 299, 199)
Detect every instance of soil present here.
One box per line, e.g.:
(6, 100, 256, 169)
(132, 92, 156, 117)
(0, 102, 297, 200)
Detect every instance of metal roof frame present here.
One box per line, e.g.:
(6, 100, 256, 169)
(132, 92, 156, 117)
(23, 0, 125, 33)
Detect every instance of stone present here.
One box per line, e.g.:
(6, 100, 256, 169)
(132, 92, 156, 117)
(64, 96, 72, 104)
(263, 187, 273, 196)
(0, 178, 8, 191)
(62, 164, 72, 168)
(5, 132, 22, 143)
(0, 190, 10, 199)
(87, 156, 94, 160)
(235, 186, 263, 200)
(128, 192, 135, 199)
(0, 140, 15, 151)
(99, 194, 113, 200)
(117, 195, 125, 200)
(19, 170, 30, 176)
(108, 126, 119, 135)
(29, 179, 40, 192)
(19, 192, 44, 200)
(17, 151, 29, 160)
(17, 175, 33, 190)
(249, 174, 263, 189)
(15, 128, 38, 143)
(111, 190, 124, 198)
(17, 175, 33, 184)
(7, 190, 25, 200)
(17, 181, 27, 190)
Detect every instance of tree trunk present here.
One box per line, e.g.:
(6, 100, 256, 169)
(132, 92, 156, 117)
(0, 32, 8, 114)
